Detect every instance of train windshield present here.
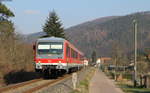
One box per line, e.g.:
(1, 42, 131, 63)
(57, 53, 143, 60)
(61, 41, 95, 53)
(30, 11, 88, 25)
(37, 42, 63, 55)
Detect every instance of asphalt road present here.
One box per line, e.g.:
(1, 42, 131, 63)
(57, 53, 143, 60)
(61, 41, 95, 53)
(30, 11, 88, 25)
(89, 69, 124, 93)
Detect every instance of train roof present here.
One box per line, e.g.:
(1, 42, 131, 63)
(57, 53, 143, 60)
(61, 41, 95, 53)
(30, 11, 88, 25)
(37, 37, 65, 42)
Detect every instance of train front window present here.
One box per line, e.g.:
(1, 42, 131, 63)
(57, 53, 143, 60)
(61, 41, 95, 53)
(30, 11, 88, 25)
(37, 42, 63, 55)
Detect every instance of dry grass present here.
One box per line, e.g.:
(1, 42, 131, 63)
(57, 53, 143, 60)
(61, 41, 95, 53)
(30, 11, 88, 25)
(0, 33, 35, 85)
(71, 67, 96, 93)
(117, 80, 150, 93)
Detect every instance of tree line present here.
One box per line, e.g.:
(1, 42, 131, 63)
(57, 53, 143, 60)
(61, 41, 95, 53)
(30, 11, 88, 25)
(0, 0, 34, 83)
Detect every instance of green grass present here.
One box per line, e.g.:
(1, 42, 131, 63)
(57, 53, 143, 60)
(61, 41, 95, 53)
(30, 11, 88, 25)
(105, 71, 150, 93)
(124, 88, 150, 93)
(118, 82, 150, 93)
(80, 79, 89, 88)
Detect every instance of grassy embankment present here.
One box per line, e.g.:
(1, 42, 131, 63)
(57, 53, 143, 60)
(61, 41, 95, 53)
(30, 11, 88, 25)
(71, 67, 96, 93)
(117, 81, 150, 93)
(105, 71, 150, 93)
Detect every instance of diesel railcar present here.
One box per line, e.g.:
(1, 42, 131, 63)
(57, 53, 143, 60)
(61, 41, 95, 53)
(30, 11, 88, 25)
(33, 37, 84, 77)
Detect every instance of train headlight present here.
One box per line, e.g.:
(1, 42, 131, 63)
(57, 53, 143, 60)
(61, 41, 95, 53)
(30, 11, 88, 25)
(58, 61, 61, 63)
(38, 61, 41, 63)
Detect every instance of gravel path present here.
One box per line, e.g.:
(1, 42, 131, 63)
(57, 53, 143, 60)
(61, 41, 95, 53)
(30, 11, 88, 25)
(89, 69, 124, 93)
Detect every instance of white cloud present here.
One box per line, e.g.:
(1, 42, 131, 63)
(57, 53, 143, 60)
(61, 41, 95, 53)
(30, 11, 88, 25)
(24, 10, 40, 15)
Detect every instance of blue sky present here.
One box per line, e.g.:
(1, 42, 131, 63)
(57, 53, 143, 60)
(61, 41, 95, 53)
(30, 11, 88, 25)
(4, 0, 150, 34)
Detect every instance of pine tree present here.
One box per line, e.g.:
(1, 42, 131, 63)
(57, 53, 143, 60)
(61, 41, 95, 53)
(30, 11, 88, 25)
(91, 50, 97, 65)
(0, 2, 14, 21)
(0, 1, 15, 37)
(43, 11, 65, 38)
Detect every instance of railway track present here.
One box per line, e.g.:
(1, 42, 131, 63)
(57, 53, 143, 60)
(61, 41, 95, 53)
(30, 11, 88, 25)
(0, 68, 84, 93)
(23, 74, 71, 93)
(0, 74, 72, 93)
(0, 78, 43, 93)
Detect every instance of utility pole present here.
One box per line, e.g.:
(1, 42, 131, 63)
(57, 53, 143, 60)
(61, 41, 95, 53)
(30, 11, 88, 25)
(133, 19, 137, 87)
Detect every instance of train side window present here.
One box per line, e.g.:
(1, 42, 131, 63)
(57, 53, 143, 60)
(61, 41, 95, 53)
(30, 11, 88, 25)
(78, 54, 80, 60)
(73, 51, 76, 58)
(72, 49, 75, 58)
(68, 47, 70, 57)
(81, 56, 84, 60)
(71, 48, 73, 58)
(75, 51, 77, 58)
(73, 49, 75, 58)
(71, 49, 78, 58)
(74, 52, 76, 58)
(72, 49, 73, 58)
(66, 45, 70, 57)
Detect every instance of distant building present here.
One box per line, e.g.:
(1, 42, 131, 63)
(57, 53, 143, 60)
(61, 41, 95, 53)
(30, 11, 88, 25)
(83, 59, 88, 66)
(96, 58, 101, 67)
(96, 58, 101, 64)
(100, 57, 112, 65)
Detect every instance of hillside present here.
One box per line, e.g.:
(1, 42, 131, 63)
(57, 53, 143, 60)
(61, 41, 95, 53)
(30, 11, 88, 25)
(65, 11, 150, 57)
(27, 11, 150, 57)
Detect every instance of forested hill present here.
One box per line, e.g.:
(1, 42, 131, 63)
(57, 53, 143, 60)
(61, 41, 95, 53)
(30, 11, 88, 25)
(27, 11, 150, 57)
(65, 11, 150, 57)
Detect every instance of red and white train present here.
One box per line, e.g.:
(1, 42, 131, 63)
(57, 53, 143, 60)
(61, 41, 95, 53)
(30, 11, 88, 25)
(33, 37, 84, 77)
